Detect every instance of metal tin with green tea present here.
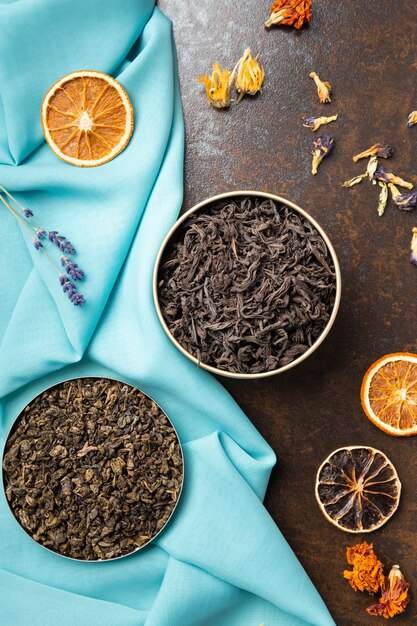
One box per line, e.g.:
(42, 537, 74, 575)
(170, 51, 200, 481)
(2, 376, 184, 561)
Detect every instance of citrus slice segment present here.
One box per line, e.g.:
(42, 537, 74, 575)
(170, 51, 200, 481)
(41, 70, 134, 167)
(361, 353, 417, 436)
(315, 446, 401, 533)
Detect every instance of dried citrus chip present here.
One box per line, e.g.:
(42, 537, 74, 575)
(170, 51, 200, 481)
(315, 446, 401, 533)
(41, 70, 134, 167)
(361, 353, 417, 436)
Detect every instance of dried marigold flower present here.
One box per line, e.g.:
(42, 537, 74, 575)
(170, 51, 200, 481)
(410, 228, 417, 266)
(407, 111, 417, 127)
(198, 63, 233, 109)
(343, 542, 385, 594)
(309, 71, 332, 104)
(265, 0, 312, 29)
(303, 114, 338, 132)
(367, 565, 410, 619)
(234, 48, 264, 103)
(353, 143, 393, 163)
(374, 166, 413, 189)
(311, 135, 334, 175)
(388, 183, 417, 211)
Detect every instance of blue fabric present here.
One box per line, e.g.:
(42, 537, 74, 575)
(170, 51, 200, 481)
(0, 1, 336, 625)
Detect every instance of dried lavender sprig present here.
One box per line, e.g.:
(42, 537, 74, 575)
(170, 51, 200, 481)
(48, 231, 76, 255)
(0, 186, 86, 307)
(59, 275, 85, 307)
(61, 255, 85, 281)
(0, 183, 33, 219)
(0, 182, 77, 255)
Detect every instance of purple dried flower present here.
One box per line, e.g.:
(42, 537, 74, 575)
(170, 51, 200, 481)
(395, 193, 417, 211)
(23, 208, 33, 218)
(311, 135, 335, 175)
(33, 238, 43, 250)
(36, 228, 47, 239)
(61, 255, 84, 281)
(374, 166, 413, 189)
(303, 114, 338, 132)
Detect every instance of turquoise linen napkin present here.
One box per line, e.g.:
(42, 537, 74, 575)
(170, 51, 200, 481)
(0, 1, 336, 624)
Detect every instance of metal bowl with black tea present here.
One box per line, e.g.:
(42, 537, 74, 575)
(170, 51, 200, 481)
(154, 191, 341, 379)
(2, 377, 183, 561)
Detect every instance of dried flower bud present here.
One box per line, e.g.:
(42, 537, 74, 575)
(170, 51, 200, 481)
(388, 183, 417, 211)
(410, 228, 417, 266)
(311, 135, 334, 175)
(342, 174, 367, 188)
(367, 156, 378, 181)
(374, 166, 413, 189)
(353, 143, 393, 163)
(198, 63, 233, 109)
(309, 71, 332, 104)
(367, 565, 410, 619)
(377, 182, 388, 217)
(265, 0, 312, 29)
(407, 111, 417, 128)
(303, 114, 338, 132)
(234, 48, 264, 103)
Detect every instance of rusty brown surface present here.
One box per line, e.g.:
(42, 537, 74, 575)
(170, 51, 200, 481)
(158, 2, 417, 624)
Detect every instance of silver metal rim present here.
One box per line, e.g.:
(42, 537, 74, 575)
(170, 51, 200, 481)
(153, 190, 342, 380)
(1, 375, 184, 562)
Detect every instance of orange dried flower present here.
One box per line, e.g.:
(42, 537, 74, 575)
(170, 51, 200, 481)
(367, 565, 410, 619)
(265, 0, 312, 29)
(343, 542, 385, 594)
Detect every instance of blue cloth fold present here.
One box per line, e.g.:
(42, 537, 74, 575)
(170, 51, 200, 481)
(0, 1, 335, 624)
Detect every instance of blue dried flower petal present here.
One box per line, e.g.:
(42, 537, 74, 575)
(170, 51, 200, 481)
(311, 135, 335, 175)
(374, 166, 413, 189)
(33, 238, 43, 250)
(303, 116, 316, 129)
(36, 228, 47, 239)
(304, 115, 338, 132)
(393, 192, 417, 211)
(23, 208, 33, 218)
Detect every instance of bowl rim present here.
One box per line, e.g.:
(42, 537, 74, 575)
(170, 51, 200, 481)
(153, 190, 342, 379)
(1, 375, 184, 562)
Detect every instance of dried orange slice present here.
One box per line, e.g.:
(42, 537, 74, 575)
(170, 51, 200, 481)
(361, 353, 417, 436)
(315, 446, 401, 533)
(41, 70, 134, 167)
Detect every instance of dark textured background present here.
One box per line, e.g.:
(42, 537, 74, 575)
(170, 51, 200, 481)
(158, 2, 417, 623)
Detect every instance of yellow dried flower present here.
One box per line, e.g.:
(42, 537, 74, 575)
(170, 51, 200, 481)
(367, 565, 410, 619)
(309, 71, 332, 104)
(407, 111, 417, 127)
(234, 48, 264, 104)
(343, 542, 385, 594)
(198, 63, 232, 109)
